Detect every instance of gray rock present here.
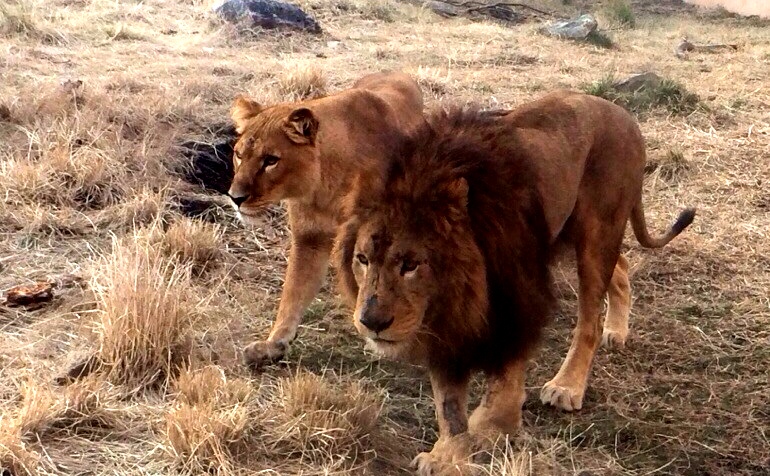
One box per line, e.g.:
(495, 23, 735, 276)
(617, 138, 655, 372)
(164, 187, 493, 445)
(614, 72, 663, 93)
(543, 13, 597, 39)
(213, 0, 321, 33)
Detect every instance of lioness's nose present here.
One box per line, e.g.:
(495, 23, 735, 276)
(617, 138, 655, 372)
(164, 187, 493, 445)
(359, 296, 394, 333)
(228, 192, 249, 207)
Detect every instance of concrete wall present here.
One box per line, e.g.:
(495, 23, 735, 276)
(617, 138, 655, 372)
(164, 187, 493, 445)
(685, 0, 770, 18)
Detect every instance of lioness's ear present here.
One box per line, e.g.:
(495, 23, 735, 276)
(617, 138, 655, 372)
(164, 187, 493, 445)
(231, 95, 263, 134)
(284, 108, 318, 145)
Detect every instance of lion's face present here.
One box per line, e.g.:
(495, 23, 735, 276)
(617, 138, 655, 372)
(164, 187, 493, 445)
(349, 218, 438, 358)
(227, 96, 321, 225)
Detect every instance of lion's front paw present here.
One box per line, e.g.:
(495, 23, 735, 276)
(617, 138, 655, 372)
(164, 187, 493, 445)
(412, 451, 443, 476)
(243, 340, 287, 369)
(540, 379, 584, 411)
(410, 435, 473, 476)
(411, 451, 465, 476)
(601, 329, 628, 349)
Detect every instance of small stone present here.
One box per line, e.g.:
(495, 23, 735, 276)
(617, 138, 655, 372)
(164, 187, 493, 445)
(613, 72, 663, 93)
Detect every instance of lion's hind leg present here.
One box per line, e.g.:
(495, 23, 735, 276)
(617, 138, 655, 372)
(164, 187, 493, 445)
(602, 254, 631, 349)
(541, 214, 623, 411)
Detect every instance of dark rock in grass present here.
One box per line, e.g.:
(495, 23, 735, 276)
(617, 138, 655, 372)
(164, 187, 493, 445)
(55, 352, 101, 385)
(213, 0, 321, 34)
(178, 133, 236, 196)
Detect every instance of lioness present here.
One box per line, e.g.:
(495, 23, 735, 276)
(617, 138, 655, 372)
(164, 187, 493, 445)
(227, 71, 424, 368)
(335, 91, 695, 474)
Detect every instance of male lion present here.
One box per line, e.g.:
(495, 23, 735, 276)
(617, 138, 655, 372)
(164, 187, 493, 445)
(227, 71, 424, 368)
(335, 90, 695, 474)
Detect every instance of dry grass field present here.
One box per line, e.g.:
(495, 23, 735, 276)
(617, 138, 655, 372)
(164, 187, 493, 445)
(1, 0, 769, 474)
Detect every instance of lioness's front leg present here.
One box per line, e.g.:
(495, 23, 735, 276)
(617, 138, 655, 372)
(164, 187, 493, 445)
(412, 370, 473, 476)
(243, 228, 334, 368)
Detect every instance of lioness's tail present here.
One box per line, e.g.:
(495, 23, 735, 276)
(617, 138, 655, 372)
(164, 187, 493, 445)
(630, 198, 696, 249)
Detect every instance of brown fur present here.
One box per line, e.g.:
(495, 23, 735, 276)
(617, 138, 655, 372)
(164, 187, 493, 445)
(227, 71, 425, 368)
(335, 90, 695, 473)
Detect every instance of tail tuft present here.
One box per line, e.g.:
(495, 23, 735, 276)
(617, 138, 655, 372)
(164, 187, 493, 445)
(672, 208, 696, 235)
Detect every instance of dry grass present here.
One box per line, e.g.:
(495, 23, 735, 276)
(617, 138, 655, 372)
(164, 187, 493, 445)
(163, 366, 255, 474)
(150, 218, 223, 274)
(89, 235, 205, 389)
(1, 0, 768, 474)
(273, 371, 382, 463)
(0, 430, 38, 476)
(275, 63, 328, 101)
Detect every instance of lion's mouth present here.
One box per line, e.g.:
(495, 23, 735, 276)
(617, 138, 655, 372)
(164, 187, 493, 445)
(372, 337, 399, 344)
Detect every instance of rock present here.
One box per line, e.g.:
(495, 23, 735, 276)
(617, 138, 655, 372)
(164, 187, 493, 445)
(426, 1, 460, 18)
(3, 282, 54, 308)
(177, 127, 237, 195)
(55, 352, 101, 386)
(543, 13, 597, 39)
(613, 72, 663, 93)
(213, 0, 321, 33)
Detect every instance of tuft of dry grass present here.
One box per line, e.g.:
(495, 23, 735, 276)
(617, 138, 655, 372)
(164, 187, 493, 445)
(0, 378, 130, 476)
(89, 235, 206, 389)
(153, 219, 223, 275)
(94, 188, 170, 231)
(413, 66, 452, 98)
(0, 0, 65, 44)
(163, 366, 255, 475)
(13, 378, 126, 438)
(0, 429, 38, 476)
(275, 64, 328, 101)
(272, 371, 382, 464)
(646, 148, 691, 182)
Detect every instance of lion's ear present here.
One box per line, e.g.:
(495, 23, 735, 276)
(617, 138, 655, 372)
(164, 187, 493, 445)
(284, 108, 318, 145)
(231, 95, 263, 134)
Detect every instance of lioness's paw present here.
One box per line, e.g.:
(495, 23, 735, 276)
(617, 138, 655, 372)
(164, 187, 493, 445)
(601, 329, 627, 349)
(540, 380, 584, 411)
(243, 340, 287, 369)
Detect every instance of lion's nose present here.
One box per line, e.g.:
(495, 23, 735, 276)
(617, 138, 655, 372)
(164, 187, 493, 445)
(359, 296, 394, 333)
(228, 192, 250, 207)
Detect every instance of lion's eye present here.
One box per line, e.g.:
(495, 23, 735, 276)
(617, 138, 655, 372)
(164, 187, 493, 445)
(262, 155, 280, 168)
(356, 254, 369, 266)
(401, 259, 418, 274)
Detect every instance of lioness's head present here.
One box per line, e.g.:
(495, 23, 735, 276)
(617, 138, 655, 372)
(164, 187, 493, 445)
(338, 170, 488, 360)
(227, 96, 321, 225)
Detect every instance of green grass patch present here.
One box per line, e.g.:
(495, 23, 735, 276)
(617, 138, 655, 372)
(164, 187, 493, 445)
(604, 0, 635, 28)
(585, 30, 614, 49)
(583, 73, 700, 115)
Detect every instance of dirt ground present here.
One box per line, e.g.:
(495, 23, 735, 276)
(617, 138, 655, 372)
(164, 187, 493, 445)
(1, 0, 768, 475)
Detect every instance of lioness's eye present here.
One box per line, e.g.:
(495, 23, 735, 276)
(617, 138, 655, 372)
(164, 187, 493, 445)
(356, 254, 369, 266)
(401, 260, 418, 274)
(262, 155, 279, 168)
